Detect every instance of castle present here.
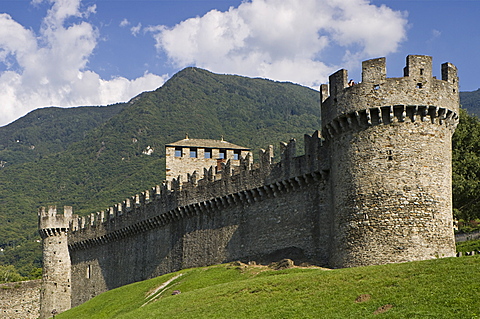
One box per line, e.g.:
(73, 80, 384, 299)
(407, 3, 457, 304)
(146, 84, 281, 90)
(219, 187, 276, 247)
(38, 55, 459, 318)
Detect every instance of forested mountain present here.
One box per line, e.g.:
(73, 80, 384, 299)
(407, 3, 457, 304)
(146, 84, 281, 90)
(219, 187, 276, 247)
(0, 104, 125, 167)
(459, 89, 480, 117)
(0, 68, 479, 280)
(0, 67, 321, 277)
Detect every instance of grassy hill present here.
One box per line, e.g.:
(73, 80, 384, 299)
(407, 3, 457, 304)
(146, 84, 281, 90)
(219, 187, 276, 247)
(57, 256, 480, 319)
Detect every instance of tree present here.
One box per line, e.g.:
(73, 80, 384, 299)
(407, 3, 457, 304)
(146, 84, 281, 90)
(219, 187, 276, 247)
(452, 108, 480, 224)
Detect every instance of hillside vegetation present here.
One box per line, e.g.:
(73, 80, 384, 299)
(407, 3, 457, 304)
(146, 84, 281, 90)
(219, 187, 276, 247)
(456, 239, 480, 253)
(57, 257, 480, 319)
(452, 108, 480, 224)
(459, 89, 480, 117)
(0, 104, 125, 167)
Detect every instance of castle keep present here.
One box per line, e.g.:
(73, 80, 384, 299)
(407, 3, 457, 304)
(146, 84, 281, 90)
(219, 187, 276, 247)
(38, 55, 459, 318)
(165, 136, 251, 183)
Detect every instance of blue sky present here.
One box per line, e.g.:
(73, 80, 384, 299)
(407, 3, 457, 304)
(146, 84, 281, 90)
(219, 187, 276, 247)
(0, 0, 479, 126)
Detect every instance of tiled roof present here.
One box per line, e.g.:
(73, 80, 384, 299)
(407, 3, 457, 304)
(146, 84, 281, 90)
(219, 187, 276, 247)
(165, 138, 250, 150)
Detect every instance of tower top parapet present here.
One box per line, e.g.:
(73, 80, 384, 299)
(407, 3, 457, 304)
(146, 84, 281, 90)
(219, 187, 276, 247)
(321, 55, 459, 128)
(38, 206, 72, 232)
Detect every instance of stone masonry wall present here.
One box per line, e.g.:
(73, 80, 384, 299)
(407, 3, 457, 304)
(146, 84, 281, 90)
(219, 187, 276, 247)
(0, 280, 40, 319)
(328, 121, 456, 267)
(69, 175, 329, 306)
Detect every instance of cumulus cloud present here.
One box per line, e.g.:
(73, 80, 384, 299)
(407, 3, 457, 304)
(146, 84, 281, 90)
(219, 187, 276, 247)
(0, 0, 166, 126)
(147, 0, 407, 88)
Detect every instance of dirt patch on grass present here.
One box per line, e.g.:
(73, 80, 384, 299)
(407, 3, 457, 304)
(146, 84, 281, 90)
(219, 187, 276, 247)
(355, 294, 371, 303)
(142, 273, 183, 307)
(373, 304, 393, 315)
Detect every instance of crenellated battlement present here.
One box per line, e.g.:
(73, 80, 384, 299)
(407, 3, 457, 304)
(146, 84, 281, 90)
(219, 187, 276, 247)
(321, 55, 459, 129)
(66, 131, 326, 249)
(38, 206, 72, 238)
(68, 170, 327, 252)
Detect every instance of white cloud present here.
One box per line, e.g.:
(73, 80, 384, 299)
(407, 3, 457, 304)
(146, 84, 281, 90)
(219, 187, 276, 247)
(0, 14, 37, 63)
(148, 0, 407, 88)
(428, 29, 441, 43)
(0, 0, 166, 126)
(131, 22, 142, 36)
(119, 18, 130, 27)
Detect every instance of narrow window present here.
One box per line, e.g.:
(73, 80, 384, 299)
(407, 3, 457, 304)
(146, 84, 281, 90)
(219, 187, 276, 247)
(374, 84, 380, 90)
(416, 83, 423, 89)
(204, 148, 212, 159)
(86, 265, 91, 279)
(190, 148, 197, 158)
(387, 150, 393, 161)
(233, 150, 241, 160)
(219, 149, 226, 159)
(175, 147, 182, 157)
(420, 68, 424, 76)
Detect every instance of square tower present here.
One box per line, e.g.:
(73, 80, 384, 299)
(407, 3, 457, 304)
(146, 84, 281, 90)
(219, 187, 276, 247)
(165, 137, 251, 183)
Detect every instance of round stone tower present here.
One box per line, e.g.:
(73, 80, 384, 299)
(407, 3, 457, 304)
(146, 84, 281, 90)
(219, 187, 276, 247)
(38, 206, 72, 319)
(321, 55, 459, 268)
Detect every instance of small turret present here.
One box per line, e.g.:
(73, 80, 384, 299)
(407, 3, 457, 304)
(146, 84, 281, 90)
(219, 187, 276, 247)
(38, 206, 72, 319)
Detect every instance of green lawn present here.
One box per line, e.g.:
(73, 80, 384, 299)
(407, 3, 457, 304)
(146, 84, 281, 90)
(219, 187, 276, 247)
(58, 256, 480, 319)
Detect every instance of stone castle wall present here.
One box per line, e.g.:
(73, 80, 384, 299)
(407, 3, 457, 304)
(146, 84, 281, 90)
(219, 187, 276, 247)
(38, 55, 460, 316)
(0, 280, 40, 319)
(70, 174, 329, 306)
(67, 134, 329, 306)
